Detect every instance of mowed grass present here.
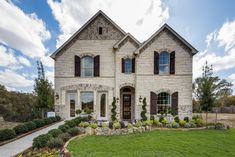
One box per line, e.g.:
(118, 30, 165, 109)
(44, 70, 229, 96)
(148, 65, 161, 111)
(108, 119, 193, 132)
(67, 129, 235, 157)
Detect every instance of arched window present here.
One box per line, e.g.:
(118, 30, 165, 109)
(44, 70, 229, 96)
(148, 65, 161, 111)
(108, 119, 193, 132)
(124, 58, 132, 73)
(159, 51, 169, 74)
(157, 92, 171, 114)
(81, 56, 93, 77)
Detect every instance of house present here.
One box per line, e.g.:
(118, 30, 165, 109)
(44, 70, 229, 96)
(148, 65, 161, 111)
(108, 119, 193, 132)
(50, 10, 198, 121)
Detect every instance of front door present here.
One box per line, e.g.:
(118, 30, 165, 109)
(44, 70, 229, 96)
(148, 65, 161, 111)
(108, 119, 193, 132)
(123, 94, 131, 120)
(68, 93, 76, 117)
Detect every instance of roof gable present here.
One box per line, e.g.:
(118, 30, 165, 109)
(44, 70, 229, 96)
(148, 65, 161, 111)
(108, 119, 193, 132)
(134, 24, 198, 55)
(113, 33, 141, 49)
(51, 10, 126, 59)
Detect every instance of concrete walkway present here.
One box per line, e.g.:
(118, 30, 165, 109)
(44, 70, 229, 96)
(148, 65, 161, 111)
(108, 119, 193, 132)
(0, 121, 64, 157)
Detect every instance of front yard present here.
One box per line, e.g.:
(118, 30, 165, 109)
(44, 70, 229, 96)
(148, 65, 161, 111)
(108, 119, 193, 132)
(67, 129, 235, 157)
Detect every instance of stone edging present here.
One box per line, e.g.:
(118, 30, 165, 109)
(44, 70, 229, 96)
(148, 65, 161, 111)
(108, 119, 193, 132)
(0, 120, 62, 146)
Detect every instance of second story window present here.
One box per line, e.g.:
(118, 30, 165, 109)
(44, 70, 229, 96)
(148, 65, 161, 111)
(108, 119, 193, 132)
(159, 51, 169, 74)
(81, 56, 93, 77)
(124, 58, 132, 73)
(98, 27, 103, 35)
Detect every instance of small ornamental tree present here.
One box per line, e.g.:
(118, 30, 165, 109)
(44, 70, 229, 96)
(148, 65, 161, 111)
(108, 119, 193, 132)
(111, 97, 117, 122)
(141, 97, 147, 121)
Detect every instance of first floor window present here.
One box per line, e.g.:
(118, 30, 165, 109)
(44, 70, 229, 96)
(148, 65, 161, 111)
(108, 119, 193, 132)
(100, 93, 106, 117)
(81, 91, 94, 110)
(157, 92, 170, 114)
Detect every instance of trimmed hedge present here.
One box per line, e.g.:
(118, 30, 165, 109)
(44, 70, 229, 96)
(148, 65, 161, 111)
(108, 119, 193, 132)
(58, 133, 71, 142)
(13, 124, 28, 135)
(0, 129, 16, 141)
(58, 124, 70, 132)
(48, 129, 63, 138)
(47, 137, 64, 148)
(24, 121, 36, 131)
(44, 118, 53, 125)
(33, 119, 45, 128)
(66, 127, 79, 137)
(33, 133, 53, 148)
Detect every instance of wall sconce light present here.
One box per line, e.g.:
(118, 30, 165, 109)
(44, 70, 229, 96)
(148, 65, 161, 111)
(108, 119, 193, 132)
(55, 93, 59, 99)
(139, 96, 142, 103)
(116, 97, 119, 103)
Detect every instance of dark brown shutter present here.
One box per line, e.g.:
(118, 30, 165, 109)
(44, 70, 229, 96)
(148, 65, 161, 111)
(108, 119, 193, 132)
(150, 91, 157, 114)
(154, 51, 159, 74)
(94, 55, 100, 77)
(132, 58, 135, 73)
(172, 92, 178, 115)
(170, 51, 175, 74)
(75, 55, 80, 77)
(121, 58, 125, 73)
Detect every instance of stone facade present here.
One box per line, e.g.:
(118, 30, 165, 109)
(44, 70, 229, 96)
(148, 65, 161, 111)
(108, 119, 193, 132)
(51, 11, 197, 120)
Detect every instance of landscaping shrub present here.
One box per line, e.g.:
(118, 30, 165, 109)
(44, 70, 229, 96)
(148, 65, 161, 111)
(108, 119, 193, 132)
(195, 118, 203, 127)
(190, 122, 197, 128)
(55, 116, 61, 121)
(58, 124, 70, 132)
(49, 117, 57, 122)
(84, 108, 93, 114)
(76, 109, 82, 115)
(113, 122, 121, 129)
(90, 123, 98, 129)
(172, 122, 179, 128)
(0, 129, 16, 141)
(140, 97, 147, 121)
(79, 122, 89, 128)
(192, 115, 202, 121)
(111, 97, 117, 121)
(13, 124, 28, 134)
(24, 121, 37, 131)
(33, 133, 53, 148)
(119, 121, 125, 128)
(153, 119, 160, 126)
(127, 123, 133, 129)
(159, 116, 164, 123)
(48, 129, 63, 138)
(44, 118, 53, 125)
(184, 117, 189, 123)
(67, 127, 79, 137)
(150, 115, 155, 121)
(109, 122, 113, 129)
(165, 124, 172, 128)
(102, 123, 108, 128)
(215, 122, 225, 130)
(179, 120, 186, 127)
(174, 116, 180, 123)
(134, 121, 142, 128)
(161, 119, 169, 125)
(47, 137, 64, 148)
(58, 133, 71, 142)
(65, 120, 76, 128)
(73, 117, 82, 126)
(33, 119, 45, 128)
(184, 123, 191, 128)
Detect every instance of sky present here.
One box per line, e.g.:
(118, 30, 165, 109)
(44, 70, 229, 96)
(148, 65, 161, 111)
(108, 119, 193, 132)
(0, 0, 235, 93)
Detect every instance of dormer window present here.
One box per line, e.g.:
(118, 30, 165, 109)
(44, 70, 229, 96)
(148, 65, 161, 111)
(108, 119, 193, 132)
(98, 27, 103, 35)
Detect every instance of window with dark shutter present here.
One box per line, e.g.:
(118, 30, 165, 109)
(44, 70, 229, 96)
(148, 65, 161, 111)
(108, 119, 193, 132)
(150, 91, 157, 114)
(121, 58, 125, 73)
(132, 58, 135, 73)
(170, 51, 175, 74)
(154, 51, 159, 74)
(75, 55, 81, 77)
(171, 92, 178, 115)
(94, 55, 100, 77)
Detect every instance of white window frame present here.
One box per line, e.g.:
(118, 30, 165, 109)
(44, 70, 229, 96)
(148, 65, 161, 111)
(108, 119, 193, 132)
(81, 56, 94, 77)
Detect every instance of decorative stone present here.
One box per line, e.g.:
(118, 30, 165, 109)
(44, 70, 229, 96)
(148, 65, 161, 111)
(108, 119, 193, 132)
(85, 127, 94, 135)
(78, 127, 85, 133)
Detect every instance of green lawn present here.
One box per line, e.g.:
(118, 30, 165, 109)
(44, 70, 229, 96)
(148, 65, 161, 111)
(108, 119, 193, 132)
(67, 129, 235, 157)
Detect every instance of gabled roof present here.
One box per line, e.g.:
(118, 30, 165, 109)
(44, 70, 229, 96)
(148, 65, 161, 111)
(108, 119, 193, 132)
(50, 10, 126, 59)
(113, 33, 141, 49)
(134, 23, 198, 55)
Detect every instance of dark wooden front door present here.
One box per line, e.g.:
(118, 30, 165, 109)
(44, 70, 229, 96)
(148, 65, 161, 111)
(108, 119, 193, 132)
(123, 94, 131, 120)
(70, 100, 75, 117)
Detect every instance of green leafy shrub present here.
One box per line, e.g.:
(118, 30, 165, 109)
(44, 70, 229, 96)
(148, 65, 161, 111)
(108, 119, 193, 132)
(159, 116, 164, 123)
(174, 116, 180, 123)
(0, 129, 16, 141)
(58, 124, 70, 132)
(102, 123, 108, 128)
(179, 120, 186, 127)
(150, 115, 155, 121)
(161, 119, 169, 125)
(127, 123, 133, 129)
(165, 124, 172, 128)
(190, 122, 197, 128)
(144, 119, 153, 126)
(113, 122, 121, 129)
(66, 127, 79, 136)
(215, 122, 225, 130)
(47, 137, 64, 148)
(153, 119, 160, 126)
(120, 121, 125, 128)
(55, 116, 61, 121)
(44, 118, 53, 125)
(33, 133, 53, 148)
(140, 97, 147, 121)
(184, 117, 189, 123)
(24, 121, 36, 131)
(192, 115, 202, 121)
(13, 124, 28, 134)
(48, 117, 57, 122)
(184, 123, 191, 128)
(134, 121, 142, 128)
(76, 109, 82, 114)
(84, 108, 93, 114)
(111, 97, 117, 121)
(172, 122, 179, 128)
(195, 118, 203, 127)
(89, 123, 98, 129)
(73, 117, 82, 126)
(33, 119, 45, 128)
(58, 133, 71, 142)
(65, 120, 76, 128)
(79, 122, 90, 128)
(48, 129, 63, 138)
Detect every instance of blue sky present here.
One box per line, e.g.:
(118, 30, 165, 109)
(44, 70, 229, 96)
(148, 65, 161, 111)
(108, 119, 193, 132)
(0, 0, 235, 93)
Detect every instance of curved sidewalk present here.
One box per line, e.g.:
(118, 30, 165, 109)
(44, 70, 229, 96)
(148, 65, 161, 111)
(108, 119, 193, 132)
(0, 121, 64, 157)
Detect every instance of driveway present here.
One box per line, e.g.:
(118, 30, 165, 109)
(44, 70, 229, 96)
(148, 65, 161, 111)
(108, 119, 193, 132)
(0, 121, 64, 157)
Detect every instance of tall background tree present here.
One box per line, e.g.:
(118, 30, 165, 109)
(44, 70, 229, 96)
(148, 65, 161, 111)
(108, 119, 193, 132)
(34, 61, 54, 118)
(193, 62, 233, 124)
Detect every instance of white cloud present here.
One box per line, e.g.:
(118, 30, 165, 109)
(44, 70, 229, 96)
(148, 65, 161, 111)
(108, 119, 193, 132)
(0, 69, 34, 88)
(46, 70, 54, 85)
(18, 56, 31, 67)
(216, 20, 235, 51)
(41, 55, 54, 68)
(0, 0, 51, 58)
(47, 0, 169, 47)
(205, 30, 217, 47)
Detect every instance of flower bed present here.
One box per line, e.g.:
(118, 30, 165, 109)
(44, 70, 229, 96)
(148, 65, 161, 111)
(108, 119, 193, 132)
(0, 116, 61, 145)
